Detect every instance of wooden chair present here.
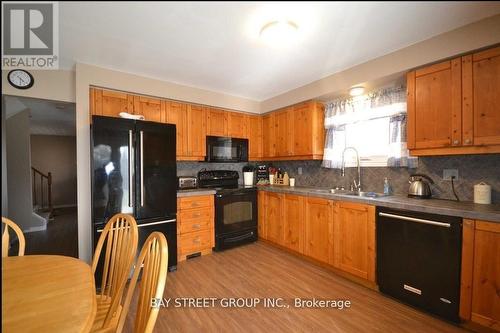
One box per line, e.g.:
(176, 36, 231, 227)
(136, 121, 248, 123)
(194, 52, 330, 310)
(91, 214, 138, 332)
(116, 232, 169, 333)
(2, 217, 25, 257)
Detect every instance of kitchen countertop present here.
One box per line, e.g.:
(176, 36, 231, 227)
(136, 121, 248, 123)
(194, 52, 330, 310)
(258, 186, 500, 223)
(177, 188, 216, 197)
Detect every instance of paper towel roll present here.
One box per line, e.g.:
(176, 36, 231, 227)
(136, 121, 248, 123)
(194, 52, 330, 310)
(474, 182, 491, 204)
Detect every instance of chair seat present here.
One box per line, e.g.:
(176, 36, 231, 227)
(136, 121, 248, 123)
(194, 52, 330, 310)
(91, 295, 122, 333)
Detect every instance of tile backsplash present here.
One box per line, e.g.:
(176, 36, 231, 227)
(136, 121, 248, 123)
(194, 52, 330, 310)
(178, 154, 500, 203)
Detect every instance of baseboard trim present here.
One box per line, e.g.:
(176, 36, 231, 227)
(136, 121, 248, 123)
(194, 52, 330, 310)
(24, 225, 47, 233)
(53, 204, 77, 209)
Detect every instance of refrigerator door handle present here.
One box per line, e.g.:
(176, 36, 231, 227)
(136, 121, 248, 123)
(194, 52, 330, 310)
(140, 130, 144, 207)
(97, 219, 176, 232)
(128, 130, 134, 207)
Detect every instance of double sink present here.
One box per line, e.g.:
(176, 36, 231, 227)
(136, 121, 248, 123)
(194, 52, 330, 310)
(309, 188, 386, 198)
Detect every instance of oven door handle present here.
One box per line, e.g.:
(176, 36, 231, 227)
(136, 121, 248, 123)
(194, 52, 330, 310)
(217, 192, 252, 198)
(225, 231, 255, 243)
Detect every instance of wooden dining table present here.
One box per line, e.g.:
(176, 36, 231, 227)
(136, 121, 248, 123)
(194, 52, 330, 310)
(2, 255, 97, 333)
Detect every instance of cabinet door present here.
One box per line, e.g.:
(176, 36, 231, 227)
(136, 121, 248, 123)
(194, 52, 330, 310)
(462, 47, 500, 146)
(283, 194, 304, 253)
(333, 202, 375, 282)
(305, 197, 333, 264)
(133, 95, 164, 123)
(293, 103, 313, 155)
(207, 108, 228, 136)
(248, 115, 263, 160)
(227, 112, 248, 139)
(265, 192, 283, 245)
(166, 101, 188, 158)
(471, 221, 500, 330)
(258, 191, 267, 239)
(408, 58, 462, 149)
(262, 113, 276, 158)
(187, 105, 206, 158)
(275, 108, 294, 157)
(93, 89, 134, 118)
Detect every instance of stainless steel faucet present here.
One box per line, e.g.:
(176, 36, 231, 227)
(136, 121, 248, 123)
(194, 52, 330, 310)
(341, 147, 361, 192)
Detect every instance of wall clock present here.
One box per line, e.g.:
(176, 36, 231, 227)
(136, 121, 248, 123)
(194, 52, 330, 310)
(7, 69, 34, 89)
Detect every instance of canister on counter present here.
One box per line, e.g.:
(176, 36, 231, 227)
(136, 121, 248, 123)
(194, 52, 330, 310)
(474, 182, 491, 204)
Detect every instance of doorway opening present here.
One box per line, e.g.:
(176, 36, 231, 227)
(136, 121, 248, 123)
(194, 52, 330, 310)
(2, 95, 78, 257)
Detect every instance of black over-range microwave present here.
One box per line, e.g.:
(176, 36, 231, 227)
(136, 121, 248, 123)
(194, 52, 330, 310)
(205, 136, 248, 162)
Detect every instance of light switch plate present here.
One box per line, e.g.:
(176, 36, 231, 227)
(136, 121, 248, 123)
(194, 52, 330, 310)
(443, 169, 459, 181)
(298, 167, 303, 175)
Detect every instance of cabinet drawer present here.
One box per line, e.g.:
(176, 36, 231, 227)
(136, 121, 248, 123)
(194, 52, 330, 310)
(178, 208, 212, 233)
(179, 229, 213, 255)
(179, 195, 213, 210)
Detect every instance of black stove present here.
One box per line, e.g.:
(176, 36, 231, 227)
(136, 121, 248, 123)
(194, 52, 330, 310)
(197, 170, 258, 251)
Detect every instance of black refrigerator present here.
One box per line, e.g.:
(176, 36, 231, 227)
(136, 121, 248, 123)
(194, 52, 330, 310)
(91, 116, 177, 271)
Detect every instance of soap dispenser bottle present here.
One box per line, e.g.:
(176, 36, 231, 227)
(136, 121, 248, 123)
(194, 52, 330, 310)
(383, 177, 392, 195)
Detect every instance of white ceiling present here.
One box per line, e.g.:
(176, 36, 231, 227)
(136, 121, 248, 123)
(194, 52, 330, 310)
(59, 2, 500, 100)
(4, 96, 76, 136)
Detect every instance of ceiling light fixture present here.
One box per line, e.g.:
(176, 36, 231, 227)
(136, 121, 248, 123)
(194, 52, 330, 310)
(349, 86, 365, 97)
(259, 20, 298, 45)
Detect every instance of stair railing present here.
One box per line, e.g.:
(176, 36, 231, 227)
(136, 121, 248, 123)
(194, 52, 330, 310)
(31, 167, 53, 214)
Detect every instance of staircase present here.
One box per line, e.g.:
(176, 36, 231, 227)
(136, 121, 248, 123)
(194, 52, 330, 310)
(31, 167, 53, 227)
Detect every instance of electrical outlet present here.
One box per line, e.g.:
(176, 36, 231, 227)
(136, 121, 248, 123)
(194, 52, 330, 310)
(298, 167, 303, 175)
(443, 169, 459, 181)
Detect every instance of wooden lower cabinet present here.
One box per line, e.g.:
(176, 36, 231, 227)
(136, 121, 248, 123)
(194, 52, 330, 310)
(461, 219, 500, 330)
(265, 192, 284, 245)
(305, 197, 333, 264)
(258, 191, 376, 284)
(283, 194, 305, 254)
(177, 195, 214, 261)
(333, 202, 376, 282)
(258, 191, 267, 239)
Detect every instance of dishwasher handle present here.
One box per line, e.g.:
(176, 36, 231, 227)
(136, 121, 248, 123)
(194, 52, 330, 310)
(378, 212, 451, 228)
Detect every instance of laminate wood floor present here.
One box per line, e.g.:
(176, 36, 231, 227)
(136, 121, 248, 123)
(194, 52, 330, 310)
(124, 242, 467, 333)
(10, 207, 78, 258)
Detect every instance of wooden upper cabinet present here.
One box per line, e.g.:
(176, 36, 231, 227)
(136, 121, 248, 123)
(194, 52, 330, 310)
(265, 192, 284, 245)
(226, 112, 248, 139)
(275, 108, 294, 157)
(262, 113, 276, 158)
(186, 105, 206, 158)
(305, 197, 333, 264)
(206, 108, 228, 137)
(283, 194, 304, 254)
(333, 202, 376, 282)
(408, 58, 462, 149)
(92, 88, 134, 118)
(293, 103, 313, 155)
(407, 46, 500, 156)
(133, 95, 165, 123)
(261, 101, 324, 160)
(248, 115, 263, 160)
(470, 221, 500, 330)
(292, 101, 324, 159)
(465, 47, 500, 146)
(165, 101, 188, 157)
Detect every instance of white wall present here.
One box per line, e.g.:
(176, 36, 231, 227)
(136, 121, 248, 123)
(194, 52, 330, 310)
(5, 109, 34, 231)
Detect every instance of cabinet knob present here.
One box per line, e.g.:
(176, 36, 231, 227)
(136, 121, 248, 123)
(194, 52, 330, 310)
(465, 138, 471, 144)
(192, 224, 201, 229)
(452, 140, 460, 146)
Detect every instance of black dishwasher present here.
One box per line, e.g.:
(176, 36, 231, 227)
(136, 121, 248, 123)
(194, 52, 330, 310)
(376, 207, 462, 322)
